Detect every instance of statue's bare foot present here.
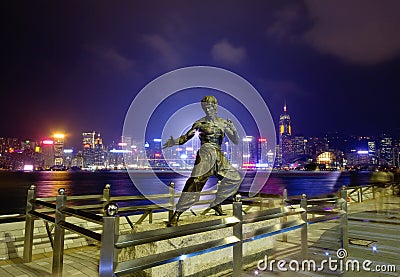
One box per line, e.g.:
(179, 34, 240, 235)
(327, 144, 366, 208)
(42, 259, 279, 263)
(211, 204, 227, 216)
(166, 211, 181, 227)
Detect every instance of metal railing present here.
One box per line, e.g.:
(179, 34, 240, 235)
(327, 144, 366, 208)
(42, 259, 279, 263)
(22, 184, 351, 277)
(99, 195, 308, 277)
(346, 182, 399, 203)
(282, 187, 348, 251)
(22, 183, 217, 268)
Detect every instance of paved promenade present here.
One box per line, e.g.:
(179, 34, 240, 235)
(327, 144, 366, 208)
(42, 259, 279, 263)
(0, 196, 399, 276)
(243, 195, 400, 276)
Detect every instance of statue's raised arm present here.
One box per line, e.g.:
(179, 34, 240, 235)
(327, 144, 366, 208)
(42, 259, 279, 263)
(162, 121, 200, 149)
(224, 118, 239, 145)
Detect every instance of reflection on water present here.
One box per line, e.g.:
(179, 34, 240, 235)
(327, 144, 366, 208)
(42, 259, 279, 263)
(0, 170, 361, 215)
(262, 171, 344, 197)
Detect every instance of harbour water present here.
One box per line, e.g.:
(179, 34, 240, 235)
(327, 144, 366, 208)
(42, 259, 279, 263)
(0, 170, 371, 215)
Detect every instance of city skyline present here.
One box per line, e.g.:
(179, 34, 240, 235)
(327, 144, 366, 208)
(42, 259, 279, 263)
(1, 103, 399, 171)
(1, 1, 400, 148)
(1, 101, 398, 150)
(0, 132, 398, 171)
(0, 101, 399, 150)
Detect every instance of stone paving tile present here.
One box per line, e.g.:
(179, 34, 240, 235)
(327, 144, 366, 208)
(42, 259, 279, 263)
(0, 267, 11, 276)
(1, 264, 29, 276)
(0, 246, 99, 276)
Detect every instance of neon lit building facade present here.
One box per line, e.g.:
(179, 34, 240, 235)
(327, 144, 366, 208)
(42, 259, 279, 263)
(82, 131, 96, 168)
(278, 103, 293, 166)
(41, 139, 54, 169)
(53, 133, 65, 166)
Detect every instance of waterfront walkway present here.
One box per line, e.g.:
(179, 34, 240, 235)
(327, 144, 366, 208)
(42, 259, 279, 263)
(0, 196, 399, 276)
(242, 196, 400, 277)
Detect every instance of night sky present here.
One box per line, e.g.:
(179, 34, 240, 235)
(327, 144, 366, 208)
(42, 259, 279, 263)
(1, 1, 400, 149)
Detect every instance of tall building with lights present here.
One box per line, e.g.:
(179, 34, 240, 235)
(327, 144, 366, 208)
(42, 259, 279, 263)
(53, 133, 65, 166)
(293, 135, 306, 157)
(82, 131, 96, 168)
(278, 103, 293, 166)
(41, 139, 54, 169)
(379, 134, 393, 166)
(241, 136, 257, 168)
(279, 103, 292, 137)
(257, 138, 268, 165)
(368, 141, 377, 165)
(93, 134, 105, 168)
(63, 149, 74, 168)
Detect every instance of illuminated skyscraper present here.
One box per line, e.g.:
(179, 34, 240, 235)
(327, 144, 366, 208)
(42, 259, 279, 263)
(394, 143, 399, 168)
(281, 136, 294, 166)
(293, 136, 306, 156)
(279, 103, 292, 137)
(41, 139, 54, 169)
(82, 131, 96, 168)
(71, 151, 83, 168)
(63, 149, 73, 168)
(53, 133, 65, 166)
(93, 134, 105, 168)
(257, 138, 268, 164)
(241, 136, 257, 168)
(278, 103, 293, 166)
(379, 134, 393, 166)
(368, 141, 377, 165)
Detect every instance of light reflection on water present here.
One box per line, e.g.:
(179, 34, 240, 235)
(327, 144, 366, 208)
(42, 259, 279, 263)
(0, 170, 361, 215)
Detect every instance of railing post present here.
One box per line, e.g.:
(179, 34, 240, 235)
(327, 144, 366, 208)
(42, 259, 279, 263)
(300, 194, 308, 259)
(103, 184, 111, 216)
(281, 189, 288, 242)
(23, 185, 36, 263)
(358, 187, 362, 203)
(99, 203, 120, 277)
(340, 187, 348, 251)
(169, 182, 175, 220)
(232, 194, 243, 277)
(372, 184, 376, 199)
(52, 188, 67, 277)
(259, 198, 264, 211)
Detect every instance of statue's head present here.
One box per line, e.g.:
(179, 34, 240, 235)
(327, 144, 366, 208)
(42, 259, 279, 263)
(201, 96, 218, 117)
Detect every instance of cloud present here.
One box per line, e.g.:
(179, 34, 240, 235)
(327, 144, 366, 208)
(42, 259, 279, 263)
(85, 45, 134, 72)
(211, 40, 247, 65)
(267, 4, 303, 43)
(268, 0, 400, 65)
(142, 34, 181, 68)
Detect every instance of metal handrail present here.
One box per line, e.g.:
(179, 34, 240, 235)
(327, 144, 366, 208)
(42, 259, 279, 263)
(97, 194, 311, 277)
(31, 199, 56, 209)
(346, 182, 399, 203)
(21, 183, 357, 277)
(61, 207, 103, 224)
(116, 217, 240, 248)
(243, 206, 304, 224)
(36, 194, 103, 202)
(99, 201, 245, 277)
(29, 210, 55, 223)
(243, 218, 305, 242)
(109, 189, 218, 202)
(308, 211, 344, 224)
(58, 221, 101, 241)
(0, 213, 26, 224)
(115, 236, 241, 276)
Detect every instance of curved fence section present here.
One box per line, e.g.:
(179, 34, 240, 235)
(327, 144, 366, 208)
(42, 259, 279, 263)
(20, 179, 400, 276)
(18, 183, 360, 277)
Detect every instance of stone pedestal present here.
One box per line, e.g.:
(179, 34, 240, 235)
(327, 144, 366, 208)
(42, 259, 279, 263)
(118, 211, 279, 276)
